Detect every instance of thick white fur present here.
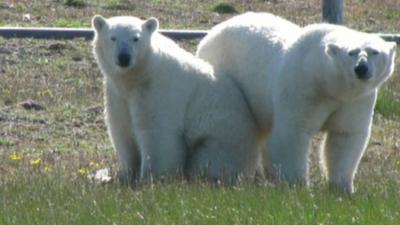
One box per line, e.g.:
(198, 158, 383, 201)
(196, 11, 301, 180)
(271, 24, 396, 193)
(197, 13, 396, 192)
(197, 12, 301, 136)
(92, 15, 261, 184)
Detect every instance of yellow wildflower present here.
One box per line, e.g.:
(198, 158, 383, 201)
(9, 153, 23, 161)
(30, 158, 42, 166)
(78, 167, 90, 176)
(44, 166, 52, 173)
(89, 161, 100, 169)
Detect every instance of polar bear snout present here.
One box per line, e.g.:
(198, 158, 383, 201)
(354, 61, 371, 80)
(117, 52, 131, 68)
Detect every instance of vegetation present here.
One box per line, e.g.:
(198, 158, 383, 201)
(63, 0, 88, 8)
(211, 2, 238, 14)
(0, 0, 400, 224)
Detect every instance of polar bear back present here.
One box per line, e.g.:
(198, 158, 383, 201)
(197, 12, 300, 77)
(196, 12, 301, 131)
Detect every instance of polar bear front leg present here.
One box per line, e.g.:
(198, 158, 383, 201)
(267, 120, 313, 186)
(323, 93, 376, 193)
(139, 128, 186, 181)
(105, 86, 141, 184)
(323, 130, 370, 193)
(267, 95, 332, 186)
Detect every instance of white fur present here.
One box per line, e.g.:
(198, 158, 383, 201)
(197, 12, 301, 136)
(92, 15, 261, 184)
(196, 11, 301, 179)
(197, 13, 396, 192)
(271, 24, 396, 193)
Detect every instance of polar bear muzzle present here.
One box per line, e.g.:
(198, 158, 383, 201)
(354, 60, 370, 80)
(117, 51, 131, 68)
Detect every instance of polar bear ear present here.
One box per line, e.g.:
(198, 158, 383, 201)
(92, 15, 107, 32)
(326, 43, 341, 56)
(143, 17, 159, 34)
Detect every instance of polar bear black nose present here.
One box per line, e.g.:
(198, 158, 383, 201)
(118, 52, 131, 68)
(354, 63, 370, 79)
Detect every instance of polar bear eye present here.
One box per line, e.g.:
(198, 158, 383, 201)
(132, 37, 139, 42)
(370, 49, 379, 56)
(110, 36, 117, 42)
(348, 49, 360, 56)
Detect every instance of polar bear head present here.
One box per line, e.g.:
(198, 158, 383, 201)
(92, 15, 159, 75)
(324, 29, 396, 88)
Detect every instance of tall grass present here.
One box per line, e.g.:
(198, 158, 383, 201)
(1, 167, 400, 225)
(375, 89, 400, 117)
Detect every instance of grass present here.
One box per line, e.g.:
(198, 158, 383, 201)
(53, 18, 91, 28)
(376, 89, 400, 117)
(1, 168, 400, 225)
(211, 2, 238, 14)
(103, 0, 136, 10)
(1, 0, 400, 224)
(63, 0, 88, 8)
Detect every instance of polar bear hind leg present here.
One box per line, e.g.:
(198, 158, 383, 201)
(186, 116, 260, 184)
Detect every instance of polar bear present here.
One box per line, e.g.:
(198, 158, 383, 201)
(197, 13, 396, 192)
(268, 24, 396, 193)
(92, 15, 261, 184)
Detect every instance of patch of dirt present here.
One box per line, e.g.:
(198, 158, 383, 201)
(19, 99, 46, 111)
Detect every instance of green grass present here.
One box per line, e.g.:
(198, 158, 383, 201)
(103, 0, 136, 10)
(0, 139, 16, 147)
(53, 18, 91, 28)
(376, 89, 400, 117)
(1, 169, 400, 225)
(1, 0, 400, 224)
(385, 9, 400, 20)
(63, 0, 88, 8)
(211, 2, 239, 14)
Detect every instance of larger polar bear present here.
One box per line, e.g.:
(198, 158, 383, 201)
(197, 12, 396, 192)
(270, 24, 396, 193)
(92, 15, 261, 184)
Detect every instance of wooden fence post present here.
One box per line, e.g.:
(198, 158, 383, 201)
(322, 0, 344, 24)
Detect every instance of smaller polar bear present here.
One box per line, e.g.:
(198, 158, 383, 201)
(92, 15, 261, 184)
(197, 13, 396, 192)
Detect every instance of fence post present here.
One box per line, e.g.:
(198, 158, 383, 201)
(322, 0, 344, 24)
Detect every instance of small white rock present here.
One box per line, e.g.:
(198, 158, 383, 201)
(88, 168, 112, 184)
(22, 14, 31, 22)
